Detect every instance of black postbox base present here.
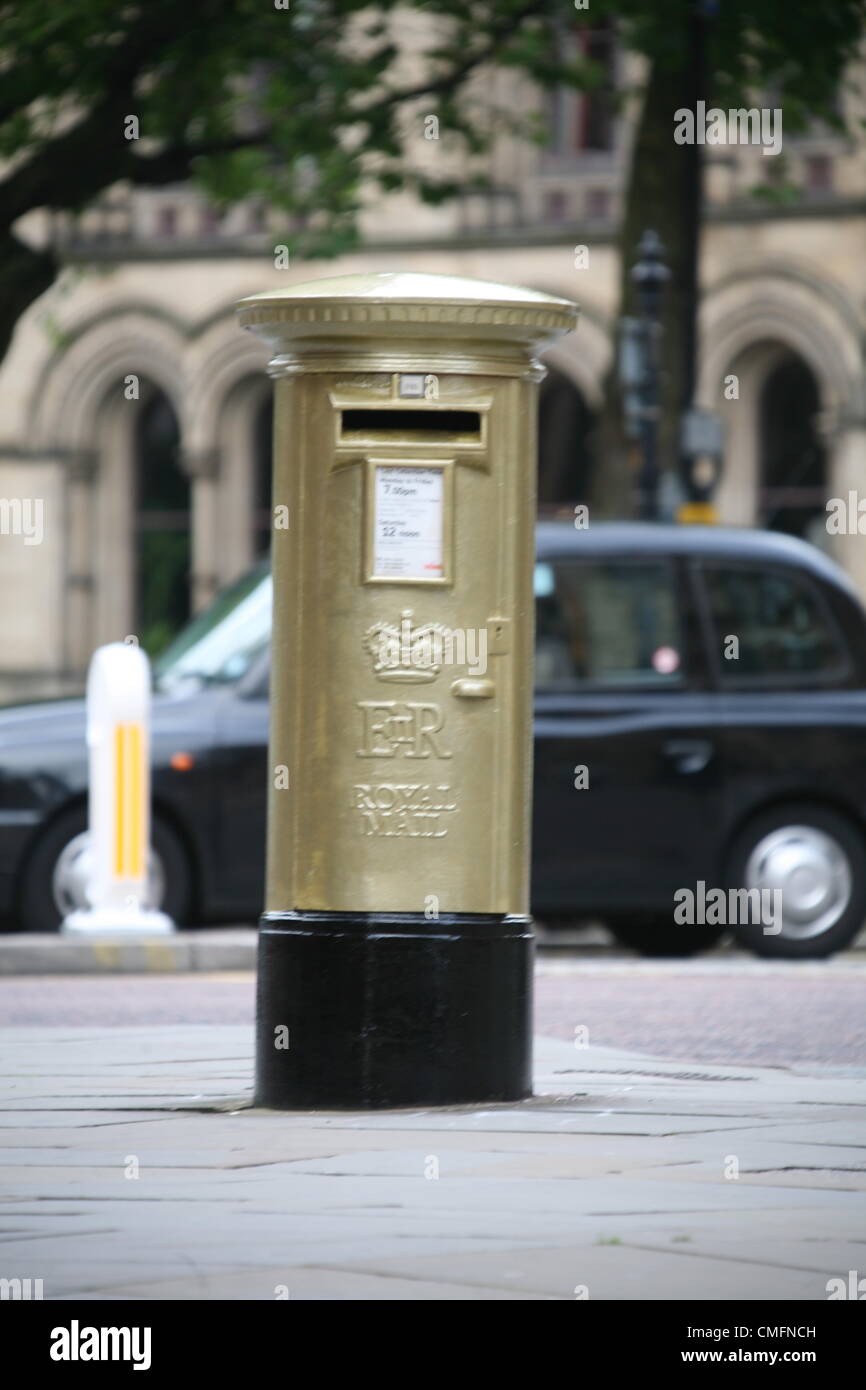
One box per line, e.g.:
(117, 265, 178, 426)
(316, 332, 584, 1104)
(255, 911, 533, 1109)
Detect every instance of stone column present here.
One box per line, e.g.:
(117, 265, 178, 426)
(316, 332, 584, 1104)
(66, 450, 99, 673)
(181, 447, 221, 614)
(827, 414, 866, 603)
(714, 359, 769, 528)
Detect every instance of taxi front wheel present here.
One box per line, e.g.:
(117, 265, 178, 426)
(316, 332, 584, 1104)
(16, 804, 193, 932)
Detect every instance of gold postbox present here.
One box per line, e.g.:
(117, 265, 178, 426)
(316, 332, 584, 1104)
(238, 271, 578, 1108)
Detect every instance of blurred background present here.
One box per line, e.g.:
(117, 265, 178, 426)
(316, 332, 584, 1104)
(0, 0, 863, 699)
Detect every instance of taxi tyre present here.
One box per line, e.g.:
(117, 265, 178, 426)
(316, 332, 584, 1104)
(16, 803, 192, 932)
(606, 916, 727, 957)
(724, 802, 866, 960)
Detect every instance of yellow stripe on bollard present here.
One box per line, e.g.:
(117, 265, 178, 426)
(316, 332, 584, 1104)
(128, 722, 144, 879)
(114, 723, 145, 879)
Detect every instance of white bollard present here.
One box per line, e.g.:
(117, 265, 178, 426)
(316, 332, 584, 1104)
(62, 642, 174, 936)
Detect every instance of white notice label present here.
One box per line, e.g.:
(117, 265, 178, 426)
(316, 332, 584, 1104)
(373, 467, 444, 580)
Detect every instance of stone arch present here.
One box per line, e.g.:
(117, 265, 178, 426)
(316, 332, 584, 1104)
(181, 308, 272, 586)
(60, 371, 185, 665)
(179, 307, 268, 583)
(212, 369, 273, 581)
(700, 259, 863, 419)
(697, 266, 865, 536)
(31, 309, 192, 663)
(184, 304, 269, 457)
(541, 302, 610, 412)
(31, 307, 186, 455)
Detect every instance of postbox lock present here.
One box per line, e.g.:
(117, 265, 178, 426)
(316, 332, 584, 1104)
(487, 616, 510, 655)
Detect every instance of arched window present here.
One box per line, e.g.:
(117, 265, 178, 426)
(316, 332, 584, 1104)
(253, 394, 273, 556)
(134, 391, 191, 654)
(759, 353, 826, 540)
(537, 367, 597, 510)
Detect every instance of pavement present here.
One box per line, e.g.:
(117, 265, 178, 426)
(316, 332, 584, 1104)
(2, 921, 865, 973)
(1, 1024, 864, 1300)
(0, 927, 259, 975)
(3, 957, 866, 1067)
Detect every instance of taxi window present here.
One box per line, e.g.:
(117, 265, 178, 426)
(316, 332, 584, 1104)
(700, 564, 847, 684)
(535, 559, 684, 690)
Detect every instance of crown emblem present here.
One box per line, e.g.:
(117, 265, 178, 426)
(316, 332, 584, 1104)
(363, 610, 448, 683)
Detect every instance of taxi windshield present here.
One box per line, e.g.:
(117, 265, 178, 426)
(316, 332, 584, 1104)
(154, 560, 272, 692)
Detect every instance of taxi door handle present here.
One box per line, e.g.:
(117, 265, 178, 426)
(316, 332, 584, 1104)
(662, 738, 713, 774)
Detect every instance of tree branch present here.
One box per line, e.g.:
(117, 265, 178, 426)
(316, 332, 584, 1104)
(123, 130, 272, 188)
(354, 0, 550, 120)
(0, 231, 56, 363)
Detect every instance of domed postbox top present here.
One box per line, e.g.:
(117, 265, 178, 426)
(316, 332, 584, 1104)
(237, 270, 578, 354)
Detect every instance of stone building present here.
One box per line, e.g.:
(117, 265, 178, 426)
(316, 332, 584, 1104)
(0, 39, 864, 700)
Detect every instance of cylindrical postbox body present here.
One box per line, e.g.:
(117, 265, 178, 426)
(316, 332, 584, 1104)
(238, 272, 578, 1107)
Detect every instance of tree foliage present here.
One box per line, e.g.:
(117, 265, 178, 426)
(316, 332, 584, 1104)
(588, 0, 866, 513)
(0, 0, 587, 361)
(0, 0, 864, 378)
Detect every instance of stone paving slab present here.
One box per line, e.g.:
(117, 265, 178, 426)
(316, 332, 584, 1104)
(271, 1245, 829, 1302)
(0, 1027, 864, 1300)
(67, 1269, 555, 1300)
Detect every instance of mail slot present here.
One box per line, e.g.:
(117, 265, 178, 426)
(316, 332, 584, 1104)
(237, 270, 578, 1108)
(340, 408, 483, 436)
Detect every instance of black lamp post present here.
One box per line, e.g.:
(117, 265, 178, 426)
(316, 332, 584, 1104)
(630, 229, 670, 521)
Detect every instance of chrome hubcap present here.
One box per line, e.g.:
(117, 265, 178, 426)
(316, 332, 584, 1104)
(52, 832, 165, 917)
(744, 825, 852, 940)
